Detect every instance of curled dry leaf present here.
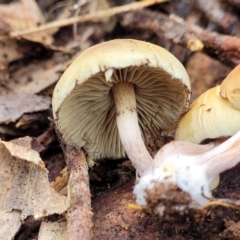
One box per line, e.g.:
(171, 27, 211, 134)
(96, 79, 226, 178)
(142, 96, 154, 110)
(0, 136, 68, 239)
(0, 93, 51, 124)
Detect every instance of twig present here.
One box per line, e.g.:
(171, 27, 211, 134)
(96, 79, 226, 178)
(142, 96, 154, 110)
(120, 9, 240, 65)
(64, 145, 92, 240)
(195, 0, 240, 35)
(0, 0, 168, 41)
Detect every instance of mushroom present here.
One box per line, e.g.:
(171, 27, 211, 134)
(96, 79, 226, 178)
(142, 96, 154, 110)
(52, 39, 191, 176)
(175, 65, 240, 190)
(175, 85, 240, 143)
(133, 65, 240, 217)
(133, 129, 240, 216)
(220, 64, 240, 110)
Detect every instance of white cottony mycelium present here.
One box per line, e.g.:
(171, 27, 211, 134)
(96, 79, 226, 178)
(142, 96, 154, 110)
(134, 130, 240, 216)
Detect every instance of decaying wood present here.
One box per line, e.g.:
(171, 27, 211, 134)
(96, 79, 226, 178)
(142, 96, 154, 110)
(195, 0, 240, 35)
(63, 145, 93, 240)
(120, 9, 240, 65)
(51, 166, 68, 192)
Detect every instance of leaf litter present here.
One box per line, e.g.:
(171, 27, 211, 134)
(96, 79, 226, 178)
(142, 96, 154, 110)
(0, 136, 68, 239)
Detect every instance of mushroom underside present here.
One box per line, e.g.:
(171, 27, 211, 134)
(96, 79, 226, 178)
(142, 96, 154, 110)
(56, 66, 189, 160)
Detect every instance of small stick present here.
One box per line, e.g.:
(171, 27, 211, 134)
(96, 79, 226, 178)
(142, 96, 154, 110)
(63, 145, 93, 240)
(0, 0, 169, 41)
(195, 0, 240, 35)
(120, 9, 240, 64)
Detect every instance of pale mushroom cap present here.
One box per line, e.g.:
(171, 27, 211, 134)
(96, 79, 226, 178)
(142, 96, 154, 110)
(53, 39, 191, 160)
(175, 86, 240, 143)
(221, 64, 240, 110)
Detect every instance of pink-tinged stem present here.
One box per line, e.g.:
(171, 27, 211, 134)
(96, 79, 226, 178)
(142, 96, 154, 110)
(196, 130, 240, 179)
(112, 81, 152, 176)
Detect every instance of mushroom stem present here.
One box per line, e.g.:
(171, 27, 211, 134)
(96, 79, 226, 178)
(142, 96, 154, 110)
(134, 129, 240, 215)
(112, 81, 152, 176)
(199, 129, 240, 179)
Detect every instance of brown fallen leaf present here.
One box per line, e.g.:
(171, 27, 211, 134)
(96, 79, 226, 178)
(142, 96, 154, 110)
(0, 136, 68, 239)
(0, 93, 51, 124)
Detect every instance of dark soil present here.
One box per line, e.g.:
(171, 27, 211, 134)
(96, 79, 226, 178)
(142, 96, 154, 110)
(92, 161, 240, 240)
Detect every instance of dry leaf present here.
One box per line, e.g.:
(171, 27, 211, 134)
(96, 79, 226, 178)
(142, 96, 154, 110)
(0, 40, 27, 66)
(0, 93, 51, 124)
(0, 136, 68, 239)
(38, 221, 67, 240)
(0, 0, 54, 72)
(5, 59, 73, 94)
(0, 211, 22, 240)
(0, 0, 53, 45)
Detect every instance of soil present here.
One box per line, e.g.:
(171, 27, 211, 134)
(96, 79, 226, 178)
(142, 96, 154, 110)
(92, 161, 240, 240)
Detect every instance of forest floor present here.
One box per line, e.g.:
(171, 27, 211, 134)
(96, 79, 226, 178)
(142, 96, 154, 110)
(1, 0, 240, 239)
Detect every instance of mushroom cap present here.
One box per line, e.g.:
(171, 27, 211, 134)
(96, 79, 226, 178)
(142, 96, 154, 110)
(220, 64, 240, 110)
(53, 39, 191, 160)
(175, 86, 240, 143)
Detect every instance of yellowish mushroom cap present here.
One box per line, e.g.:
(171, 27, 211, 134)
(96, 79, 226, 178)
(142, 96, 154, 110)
(175, 85, 240, 143)
(220, 64, 240, 110)
(52, 39, 191, 160)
